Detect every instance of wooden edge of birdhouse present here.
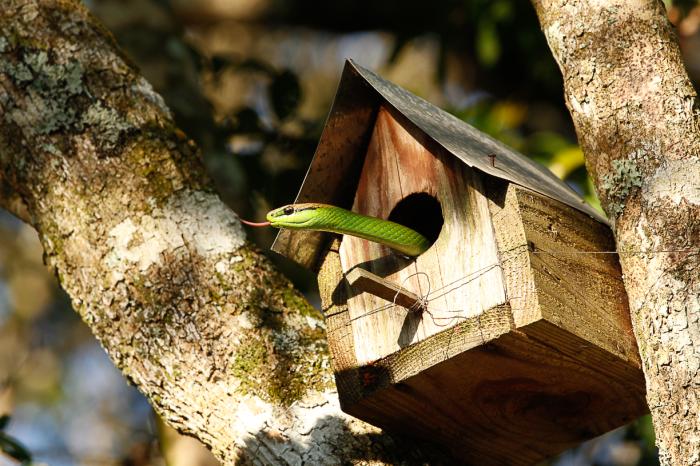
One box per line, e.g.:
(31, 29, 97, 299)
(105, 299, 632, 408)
(317, 180, 647, 464)
(483, 179, 643, 370)
(333, 323, 648, 465)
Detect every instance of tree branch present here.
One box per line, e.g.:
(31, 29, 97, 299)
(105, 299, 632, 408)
(0, 1, 453, 464)
(532, 1, 700, 464)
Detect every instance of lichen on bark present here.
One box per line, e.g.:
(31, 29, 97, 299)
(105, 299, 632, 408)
(0, 1, 459, 464)
(599, 159, 643, 218)
(0, 0, 328, 460)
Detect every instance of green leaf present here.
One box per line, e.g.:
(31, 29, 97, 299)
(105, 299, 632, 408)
(0, 416, 9, 430)
(527, 131, 569, 153)
(269, 69, 301, 121)
(476, 19, 500, 67)
(584, 176, 604, 214)
(549, 146, 584, 179)
(490, 0, 513, 21)
(635, 414, 657, 451)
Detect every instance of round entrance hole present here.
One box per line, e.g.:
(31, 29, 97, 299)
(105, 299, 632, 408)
(388, 193, 444, 249)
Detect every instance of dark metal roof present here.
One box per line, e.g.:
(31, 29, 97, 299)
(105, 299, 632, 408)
(271, 60, 607, 269)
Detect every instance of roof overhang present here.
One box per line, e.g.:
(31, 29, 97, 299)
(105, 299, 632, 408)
(271, 60, 607, 270)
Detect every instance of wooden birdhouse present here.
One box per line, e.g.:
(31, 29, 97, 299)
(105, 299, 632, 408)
(271, 60, 648, 465)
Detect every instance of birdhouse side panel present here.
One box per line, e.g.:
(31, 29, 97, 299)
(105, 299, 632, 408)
(513, 187, 641, 368)
(339, 105, 507, 365)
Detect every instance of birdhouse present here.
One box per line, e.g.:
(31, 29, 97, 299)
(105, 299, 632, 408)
(271, 60, 647, 465)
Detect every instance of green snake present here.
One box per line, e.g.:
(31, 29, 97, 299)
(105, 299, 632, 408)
(241, 203, 431, 256)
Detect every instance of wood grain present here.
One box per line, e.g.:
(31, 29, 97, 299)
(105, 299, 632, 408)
(347, 268, 424, 311)
(344, 326, 646, 466)
(338, 105, 506, 364)
(485, 180, 641, 369)
(515, 187, 640, 367)
(320, 114, 646, 465)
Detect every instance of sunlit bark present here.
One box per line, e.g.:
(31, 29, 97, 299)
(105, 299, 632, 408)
(0, 1, 452, 464)
(532, 1, 700, 464)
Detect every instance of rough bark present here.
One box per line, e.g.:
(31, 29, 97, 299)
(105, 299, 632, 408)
(531, 1, 700, 464)
(0, 1, 450, 464)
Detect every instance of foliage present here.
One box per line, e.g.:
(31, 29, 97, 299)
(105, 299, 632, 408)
(454, 99, 602, 212)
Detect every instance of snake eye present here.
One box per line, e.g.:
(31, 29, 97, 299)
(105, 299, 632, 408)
(283, 206, 294, 215)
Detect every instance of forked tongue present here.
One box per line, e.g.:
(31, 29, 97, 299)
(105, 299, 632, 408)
(239, 218, 271, 227)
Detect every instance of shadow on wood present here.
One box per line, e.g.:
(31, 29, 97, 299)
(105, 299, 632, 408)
(273, 61, 648, 465)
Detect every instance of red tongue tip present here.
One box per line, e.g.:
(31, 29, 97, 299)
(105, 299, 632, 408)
(240, 218, 272, 227)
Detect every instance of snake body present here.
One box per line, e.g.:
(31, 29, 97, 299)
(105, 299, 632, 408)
(266, 203, 431, 256)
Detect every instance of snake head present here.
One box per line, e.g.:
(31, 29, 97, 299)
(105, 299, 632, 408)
(266, 203, 321, 229)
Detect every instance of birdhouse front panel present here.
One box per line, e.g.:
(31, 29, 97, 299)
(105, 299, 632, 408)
(338, 105, 506, 364)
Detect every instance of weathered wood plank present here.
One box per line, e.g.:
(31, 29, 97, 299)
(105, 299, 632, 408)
(514, 187, 640, 367)
(485, 178, 541, 328)
(347, 268, 424, 311)
(318, 238, 358, 385)
(339, 105, 506, 364)
(345, 325, 646, 466)
(320, 119, 645, 466)
(485, 181, 640, 368)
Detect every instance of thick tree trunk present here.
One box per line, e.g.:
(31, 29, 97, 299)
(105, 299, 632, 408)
(532, 1, 700, 464)
(0, 1, 450, 464)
